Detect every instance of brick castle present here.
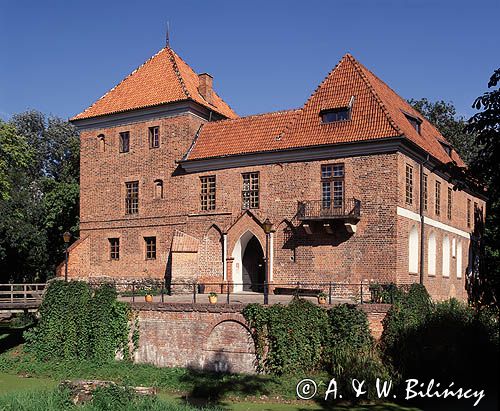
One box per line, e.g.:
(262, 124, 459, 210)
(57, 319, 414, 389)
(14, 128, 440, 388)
(61, 45, 485, 300)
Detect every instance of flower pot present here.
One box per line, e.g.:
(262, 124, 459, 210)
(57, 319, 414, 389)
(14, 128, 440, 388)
(208, 295, 217, 304)
(318, 296, 327, 305)
(145, 294, 153, 303)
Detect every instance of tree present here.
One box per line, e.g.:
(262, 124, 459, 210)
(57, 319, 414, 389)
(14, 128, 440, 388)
(408, 98, 479, 165)
(0, 111, 79, 282)
(0, 121, 32, 200)
(465, 69, 500, 308)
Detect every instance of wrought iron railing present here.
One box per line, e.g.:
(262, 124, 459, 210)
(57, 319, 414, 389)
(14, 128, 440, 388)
(83, 280, 395, 306)
(297, 198, 361, 220)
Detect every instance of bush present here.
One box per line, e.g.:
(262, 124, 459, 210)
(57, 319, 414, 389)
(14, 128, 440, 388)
(243, 297, 328, 374)
(380, 284, 499, 389)
(24, 280, 133, 363)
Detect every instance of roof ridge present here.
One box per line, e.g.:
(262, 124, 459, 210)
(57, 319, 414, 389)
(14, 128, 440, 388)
(346, 54, 402, 136)
(74, 48, 165, 120)
(166, 47, 191, 99)
(206, 108, 301, 125)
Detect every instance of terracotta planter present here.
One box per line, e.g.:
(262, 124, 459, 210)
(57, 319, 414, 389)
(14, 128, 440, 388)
(145, 294, 153, 303)
(208, 295, 217, 304)
(318, 296, 327, 305)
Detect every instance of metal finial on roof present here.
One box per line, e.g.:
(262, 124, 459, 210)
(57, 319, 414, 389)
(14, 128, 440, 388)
(166, 21, 170, 47)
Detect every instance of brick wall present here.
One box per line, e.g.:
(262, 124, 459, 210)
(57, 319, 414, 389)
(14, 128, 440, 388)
(67, 109, 485, 302)
(132, 303, 391, 372)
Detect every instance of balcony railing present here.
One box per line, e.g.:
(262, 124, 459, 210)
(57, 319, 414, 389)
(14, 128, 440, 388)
(297, 198, 361, 221)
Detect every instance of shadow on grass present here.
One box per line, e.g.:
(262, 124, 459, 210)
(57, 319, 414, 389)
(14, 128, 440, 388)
(0, 327, 24, 355)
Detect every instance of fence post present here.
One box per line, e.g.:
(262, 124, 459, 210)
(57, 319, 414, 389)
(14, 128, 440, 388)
(161, 280, 164, 303)
(329, 282, 332, 305)
(226, 284, 230, 304)
(193, 283, 197, 304)
(10, 284, 13, 303)
(132, 282, 135, 303)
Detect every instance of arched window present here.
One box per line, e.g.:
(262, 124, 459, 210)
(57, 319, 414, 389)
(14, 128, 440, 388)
(428, 232, 436, 276)
(451, 238, 457, 258)
(98, 134, 105, 152)
(408, 225, 419, 273)
(456, 240, 462, 278)
(442, 235, 450, 277)
(154, 180, 163, 199)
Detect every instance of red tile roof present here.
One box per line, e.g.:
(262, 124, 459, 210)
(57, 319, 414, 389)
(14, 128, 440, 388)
(72, 47, 237, 121)
(186, 109, 301, 160)
(186, 53, 463, 166)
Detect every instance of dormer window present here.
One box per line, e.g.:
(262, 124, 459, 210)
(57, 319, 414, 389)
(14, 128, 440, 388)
(404, 113, 422, 134)
(440, 142, 452, 156)
(321, 107, 350, 123)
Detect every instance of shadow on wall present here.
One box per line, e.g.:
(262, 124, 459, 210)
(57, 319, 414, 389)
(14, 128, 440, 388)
(181, 350, 270, 407)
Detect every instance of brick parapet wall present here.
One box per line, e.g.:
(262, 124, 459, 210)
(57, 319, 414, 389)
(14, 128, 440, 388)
(131, 302, 390, 373)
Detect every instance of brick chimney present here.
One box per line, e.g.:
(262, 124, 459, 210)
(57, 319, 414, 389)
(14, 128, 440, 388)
(198, 73, 213, 105)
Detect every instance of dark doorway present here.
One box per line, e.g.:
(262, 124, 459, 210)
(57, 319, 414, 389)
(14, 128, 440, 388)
(242, 236, 265, 292)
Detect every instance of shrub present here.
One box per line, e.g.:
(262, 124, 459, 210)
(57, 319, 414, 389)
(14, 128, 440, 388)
(24, 280, 133, 363)
(243, 297, 328, 374)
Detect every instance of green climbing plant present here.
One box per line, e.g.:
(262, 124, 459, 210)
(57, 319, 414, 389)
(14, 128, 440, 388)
(24, 280, 135, 363)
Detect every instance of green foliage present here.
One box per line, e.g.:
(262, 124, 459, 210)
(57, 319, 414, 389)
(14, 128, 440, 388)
(326, 304, 373, 350)
(243, 298, 328, 374)
(466, 68, 500, 308)
(24, 280, 133, 363)
(380, 284, 499, 389)
(0, 121, 32, 201)
(0, 387, 223, 411)
(0, 110, 79, 282)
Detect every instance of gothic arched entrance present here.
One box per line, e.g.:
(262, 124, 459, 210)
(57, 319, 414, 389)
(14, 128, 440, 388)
(231, 231, 265, 292)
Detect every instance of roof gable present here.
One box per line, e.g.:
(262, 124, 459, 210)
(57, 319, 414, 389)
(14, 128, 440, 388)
(72, 47, 237, 121)
(184, 53, 464, 167)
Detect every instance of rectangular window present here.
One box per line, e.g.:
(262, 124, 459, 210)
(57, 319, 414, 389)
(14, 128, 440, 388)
(144, 237, 156, 260)
(405, 164, 413, 205)
(242, 172, 259, 209)
(423, 173, 428, 211)
(200, 175, 216, 211)
(467, 198, 471, 228)
(119, 131, 130, 153)
(149, 126, 159, 148)
(109, 238, 120, 260)
(447, 187, 452, 219)
(435, 181, 441, 216)
(321, 108, 350, 123)
(321, 164, 344, 208)
(125, 181, 139, 214)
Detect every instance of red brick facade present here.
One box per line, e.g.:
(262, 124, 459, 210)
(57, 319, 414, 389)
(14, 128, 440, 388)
(63, 47, 485, 301)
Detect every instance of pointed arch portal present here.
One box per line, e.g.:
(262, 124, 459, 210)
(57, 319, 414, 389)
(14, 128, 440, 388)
(231, 231, 265, 292)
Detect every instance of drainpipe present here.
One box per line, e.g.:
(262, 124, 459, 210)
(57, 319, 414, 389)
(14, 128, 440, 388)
(419, 155, 430, 284)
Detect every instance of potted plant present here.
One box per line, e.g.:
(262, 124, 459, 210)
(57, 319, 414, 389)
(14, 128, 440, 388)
(144, 286, 153, 303)
(208, 292, 218, 304)
(317, 292, 327, 305)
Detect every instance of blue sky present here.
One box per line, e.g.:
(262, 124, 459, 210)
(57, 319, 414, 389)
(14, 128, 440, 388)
(1, 0, 498, 121)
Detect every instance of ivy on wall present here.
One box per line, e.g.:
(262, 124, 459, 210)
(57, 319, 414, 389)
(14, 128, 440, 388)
(24, 281, 135, 363)
(242, 297, 374, 375)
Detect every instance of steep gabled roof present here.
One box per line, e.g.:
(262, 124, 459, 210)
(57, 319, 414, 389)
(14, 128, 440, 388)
(184, 53, 463, 167)
(71, 47, 237, 121)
